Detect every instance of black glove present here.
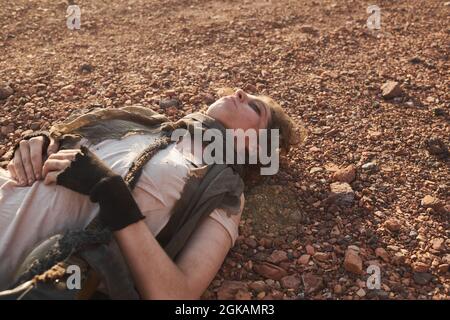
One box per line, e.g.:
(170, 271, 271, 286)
(57, 146, 145, 231)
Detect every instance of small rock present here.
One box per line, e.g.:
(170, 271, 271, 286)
(244, 238, 258, 249)
(361, 162, 377, 171)
(299, 25, 319, 35)
(267, 250, 289, 264)
(159, 98, 181, 109)
(1, 124, 15, 135)
(309, 167, 322, 174)
(438, 264, 449, 274)
(0, 84, 14, 100)
(431, 238, 445, 252)
(384, 218, 401, 232)
(203, 93, 216, 105)
(333, 284, 342, 294)
(249, 281, 266, 293)
(235, 290, 252, 300)
(313, 252, 330, 262)
(375, 248, 389, 262)
(328, 182, 355, 207)
(381, 81, 403, 99)
(305, 244, 315, 255)
(412, 262, 430, 273)
(421, 195, 445, 212)
(79, 63, 94, 73)
(297, 254, 311, 265)
(217, 281, 248, 300)
(30, 122, 42, 131)
(356, 288, 366, 297)
(280, 275, 301, 290)
(302, 273, 323, 294)
(425, 137, 449, 159)
(392, 252, 406, 266)
(331, 165, 356, 183)
(413, 272, 432, 285)
(254, 262, 288, 281)
(344, 248, 363, 275)
(409, 56, 423, 64)
(432, 107, 446, 117)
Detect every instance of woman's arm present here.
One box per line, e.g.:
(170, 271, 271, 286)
(42, 146, 242, 299)
(114, 214, 239, 300)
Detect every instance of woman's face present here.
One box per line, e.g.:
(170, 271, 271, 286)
(206, 89, 271, 131)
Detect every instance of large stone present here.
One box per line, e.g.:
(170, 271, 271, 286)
(412, 262, 430, 273)
(331, 165, 356, 183)
(375, 248, 390, 262)
(253, 262, 288, 281)
(280, 275, 301, 290)
(413, 272, 432, 285)
(0, 84, 13, 100)
(328, 182, 355, 206)
(216, 281, 248, 300)
(267, 250, 289, 264)
(297, 254, 311, 265)
(431, 238, 445, 252)
(248, 280, 267, 293)
(421, 195, 445, 212)
(384, 218, 401, 232)
(302, 273, 323, 294)
(344, 248, 363, 275)
(381, 81, 403, 99)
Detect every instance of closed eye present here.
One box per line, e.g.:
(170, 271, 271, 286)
(249, 101, 261, 115)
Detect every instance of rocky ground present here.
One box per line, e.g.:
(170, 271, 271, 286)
(0, 0, 448, 300)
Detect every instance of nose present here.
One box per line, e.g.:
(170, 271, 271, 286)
(234, 89, 247, 103)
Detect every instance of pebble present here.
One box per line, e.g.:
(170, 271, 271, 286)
(431, 238, 445, 252)
(249, 281, 267, 293)
(375, 248, 390, 262)
(381, 81, 403, 99)
(361, 162, 377, 171)
(302, 273, 323, 294)
(267, 250, 289, 264)
(305, 244, 315, 255)
(344, 248, 363, 275)
(421, 195, 445, 212)
(216, 281, 248, 300)
(253, 262, 288, 281)
(384, 218, 401, 232)
(413, 272, 432, 285)
(280, 275, 301, 290)
(412, 262, 430, 273)
(328, 182, 355, 207)
(159, 98, 181, 109)
(0, 84, 14, 100)
(331, 165, 356, 183)
(297, 254, 311, 265)
(356, 288, 366, 297)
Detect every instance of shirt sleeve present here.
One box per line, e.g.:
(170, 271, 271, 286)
(208, 194, 244, 247)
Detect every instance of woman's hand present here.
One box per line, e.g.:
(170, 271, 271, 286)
(7, 136, 59, 186)
(42, 149, 81, 185)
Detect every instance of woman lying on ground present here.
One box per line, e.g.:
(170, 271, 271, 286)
(0, 88, 304, 299)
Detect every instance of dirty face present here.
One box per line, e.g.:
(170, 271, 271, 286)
(206, 89, 271, 131)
